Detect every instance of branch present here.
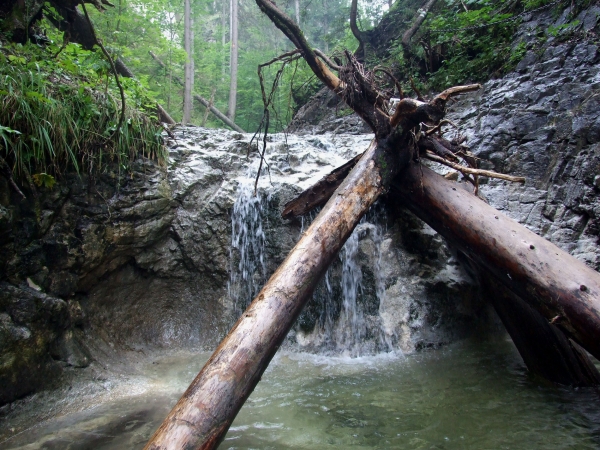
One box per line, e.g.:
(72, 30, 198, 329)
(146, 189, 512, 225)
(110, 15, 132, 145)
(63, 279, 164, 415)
(254, 0, 342, 92)
(314, 49, 342, 71)
(350, 0, 365, 59)
(423, 151, 526, 183)
(281, 151, 365, 219)
(148, 51, 244, 132)
(0, 155, 26, 199)
(402, 0, 439, 51)
(80, 2, 126, 141)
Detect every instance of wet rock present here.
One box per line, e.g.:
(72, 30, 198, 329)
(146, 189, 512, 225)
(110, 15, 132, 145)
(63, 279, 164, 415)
(0, 284, 68, 404)
(448, 16, 600, 270)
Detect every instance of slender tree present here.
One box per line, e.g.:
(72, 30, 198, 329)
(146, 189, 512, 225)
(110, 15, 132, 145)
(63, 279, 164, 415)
(183, 0, 194, 123)
(228, 0, 239, 120)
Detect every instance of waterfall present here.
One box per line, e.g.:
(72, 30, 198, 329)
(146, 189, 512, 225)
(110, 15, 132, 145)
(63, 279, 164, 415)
(334, 219, 388, 356)
(293, 208, 392, 357)
(228, 182, 268, 316)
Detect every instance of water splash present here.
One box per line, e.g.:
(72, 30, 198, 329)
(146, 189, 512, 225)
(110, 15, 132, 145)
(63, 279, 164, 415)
(228, 182, 268, 315)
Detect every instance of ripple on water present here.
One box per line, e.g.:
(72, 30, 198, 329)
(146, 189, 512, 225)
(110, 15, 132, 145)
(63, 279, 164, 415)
(2, 338, 600, 449)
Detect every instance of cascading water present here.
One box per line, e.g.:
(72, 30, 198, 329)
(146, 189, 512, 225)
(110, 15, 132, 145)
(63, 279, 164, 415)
(335, 220, 388, 356)
(228, 182, 268, 316)
(290, 207, 393, 356)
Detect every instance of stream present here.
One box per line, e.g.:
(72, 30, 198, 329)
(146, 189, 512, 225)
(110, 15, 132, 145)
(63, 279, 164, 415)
(2, 336, 599, 449)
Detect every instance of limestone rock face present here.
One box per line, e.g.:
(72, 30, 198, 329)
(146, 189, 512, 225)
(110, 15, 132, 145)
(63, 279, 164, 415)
(448, 41, 600, 271)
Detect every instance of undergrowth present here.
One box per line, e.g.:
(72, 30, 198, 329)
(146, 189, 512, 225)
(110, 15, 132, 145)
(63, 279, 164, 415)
(388, 0, 589, 92)
(0, 36, 166, 187)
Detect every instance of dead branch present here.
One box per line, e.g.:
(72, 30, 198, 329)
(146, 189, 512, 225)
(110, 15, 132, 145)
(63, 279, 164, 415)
(81, 2, 125, 141)
(423, 151, 525, 183)
(402, 0, 439, 51)
(424, 118, 458, 135)
(314, 49, 342, 71)
(282, 152, 364, 219)
(350, 0, 366, 59)
(0, 155, 26, 199)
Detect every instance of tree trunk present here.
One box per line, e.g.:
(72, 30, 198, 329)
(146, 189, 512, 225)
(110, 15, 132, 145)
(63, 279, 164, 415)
(221, 0, 228, 77)
(350, 0, 365, 59)
(183, 0, 194, 124)
(282, 151, 364, 219)
(402, 0, 438, 51)
(202, 87, 217, 127)
(294, 0, 300, 25)
(392, 164, 600, 362)
(148, 51, 244, 132)
(477, 267, 600, 386)
(228, 0, 239, 121)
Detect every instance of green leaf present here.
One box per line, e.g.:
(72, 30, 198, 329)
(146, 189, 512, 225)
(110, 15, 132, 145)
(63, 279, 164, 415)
(32, 173, 56, 189)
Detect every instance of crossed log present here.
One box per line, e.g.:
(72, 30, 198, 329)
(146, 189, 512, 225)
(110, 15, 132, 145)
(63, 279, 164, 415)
(144, 1, 600, 448)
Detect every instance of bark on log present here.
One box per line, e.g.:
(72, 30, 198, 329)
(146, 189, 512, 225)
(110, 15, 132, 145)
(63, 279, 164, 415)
(478, 268, 600, 386)
(148, 51, 245, 133)
(392, 164, 600, 361)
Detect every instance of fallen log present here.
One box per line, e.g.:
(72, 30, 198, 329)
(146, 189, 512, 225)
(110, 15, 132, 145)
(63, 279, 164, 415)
(478, 268, 600, 386)
(144, 80, 479, 448)
(281, 151, 364, 219)
(288, 158, 600, 362)
(148, 51, 245, 133)
(144, 139, 387, 449)
(391, 164, 600, 361)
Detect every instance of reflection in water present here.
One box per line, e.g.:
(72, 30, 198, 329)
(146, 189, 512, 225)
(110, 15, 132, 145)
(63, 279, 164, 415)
(2, 337, 600, 449)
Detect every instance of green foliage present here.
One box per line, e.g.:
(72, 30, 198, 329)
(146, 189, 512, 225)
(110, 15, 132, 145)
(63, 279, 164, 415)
(0, 39, 165, 181)
(422, 0, 518, 90)
(392, 0, 590, 92)
(547, 19, 581, 36)
(509, 40, 528, 66)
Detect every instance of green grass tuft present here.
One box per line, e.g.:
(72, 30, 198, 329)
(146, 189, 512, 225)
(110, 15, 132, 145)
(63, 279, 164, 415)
(0, 40, 166, 185)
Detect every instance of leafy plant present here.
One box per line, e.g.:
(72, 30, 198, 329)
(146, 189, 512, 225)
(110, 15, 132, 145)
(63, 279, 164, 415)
(0, 39, 166, 183)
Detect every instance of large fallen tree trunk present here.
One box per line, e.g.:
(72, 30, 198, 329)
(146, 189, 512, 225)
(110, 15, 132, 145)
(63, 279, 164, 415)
(148, 51, 245, 133)
(285, 158, 600, 363)
(478, 267, 600, 386)
(391, 164, 600, 361)
(144, 84, 478, 448)
(144, 140, 387, 449)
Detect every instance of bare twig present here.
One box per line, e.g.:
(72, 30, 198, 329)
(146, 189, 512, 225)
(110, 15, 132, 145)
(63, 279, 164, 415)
(0, 155, 26, 199)
(314, 49, 342, 71)
(81, 2, 126, 141)
(374, 67, 403, 98)
(410, 77, 424, 101)
(424, 119, 458, 135)
(435, 84, 481, 101)
(424, 151, 526, 183)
